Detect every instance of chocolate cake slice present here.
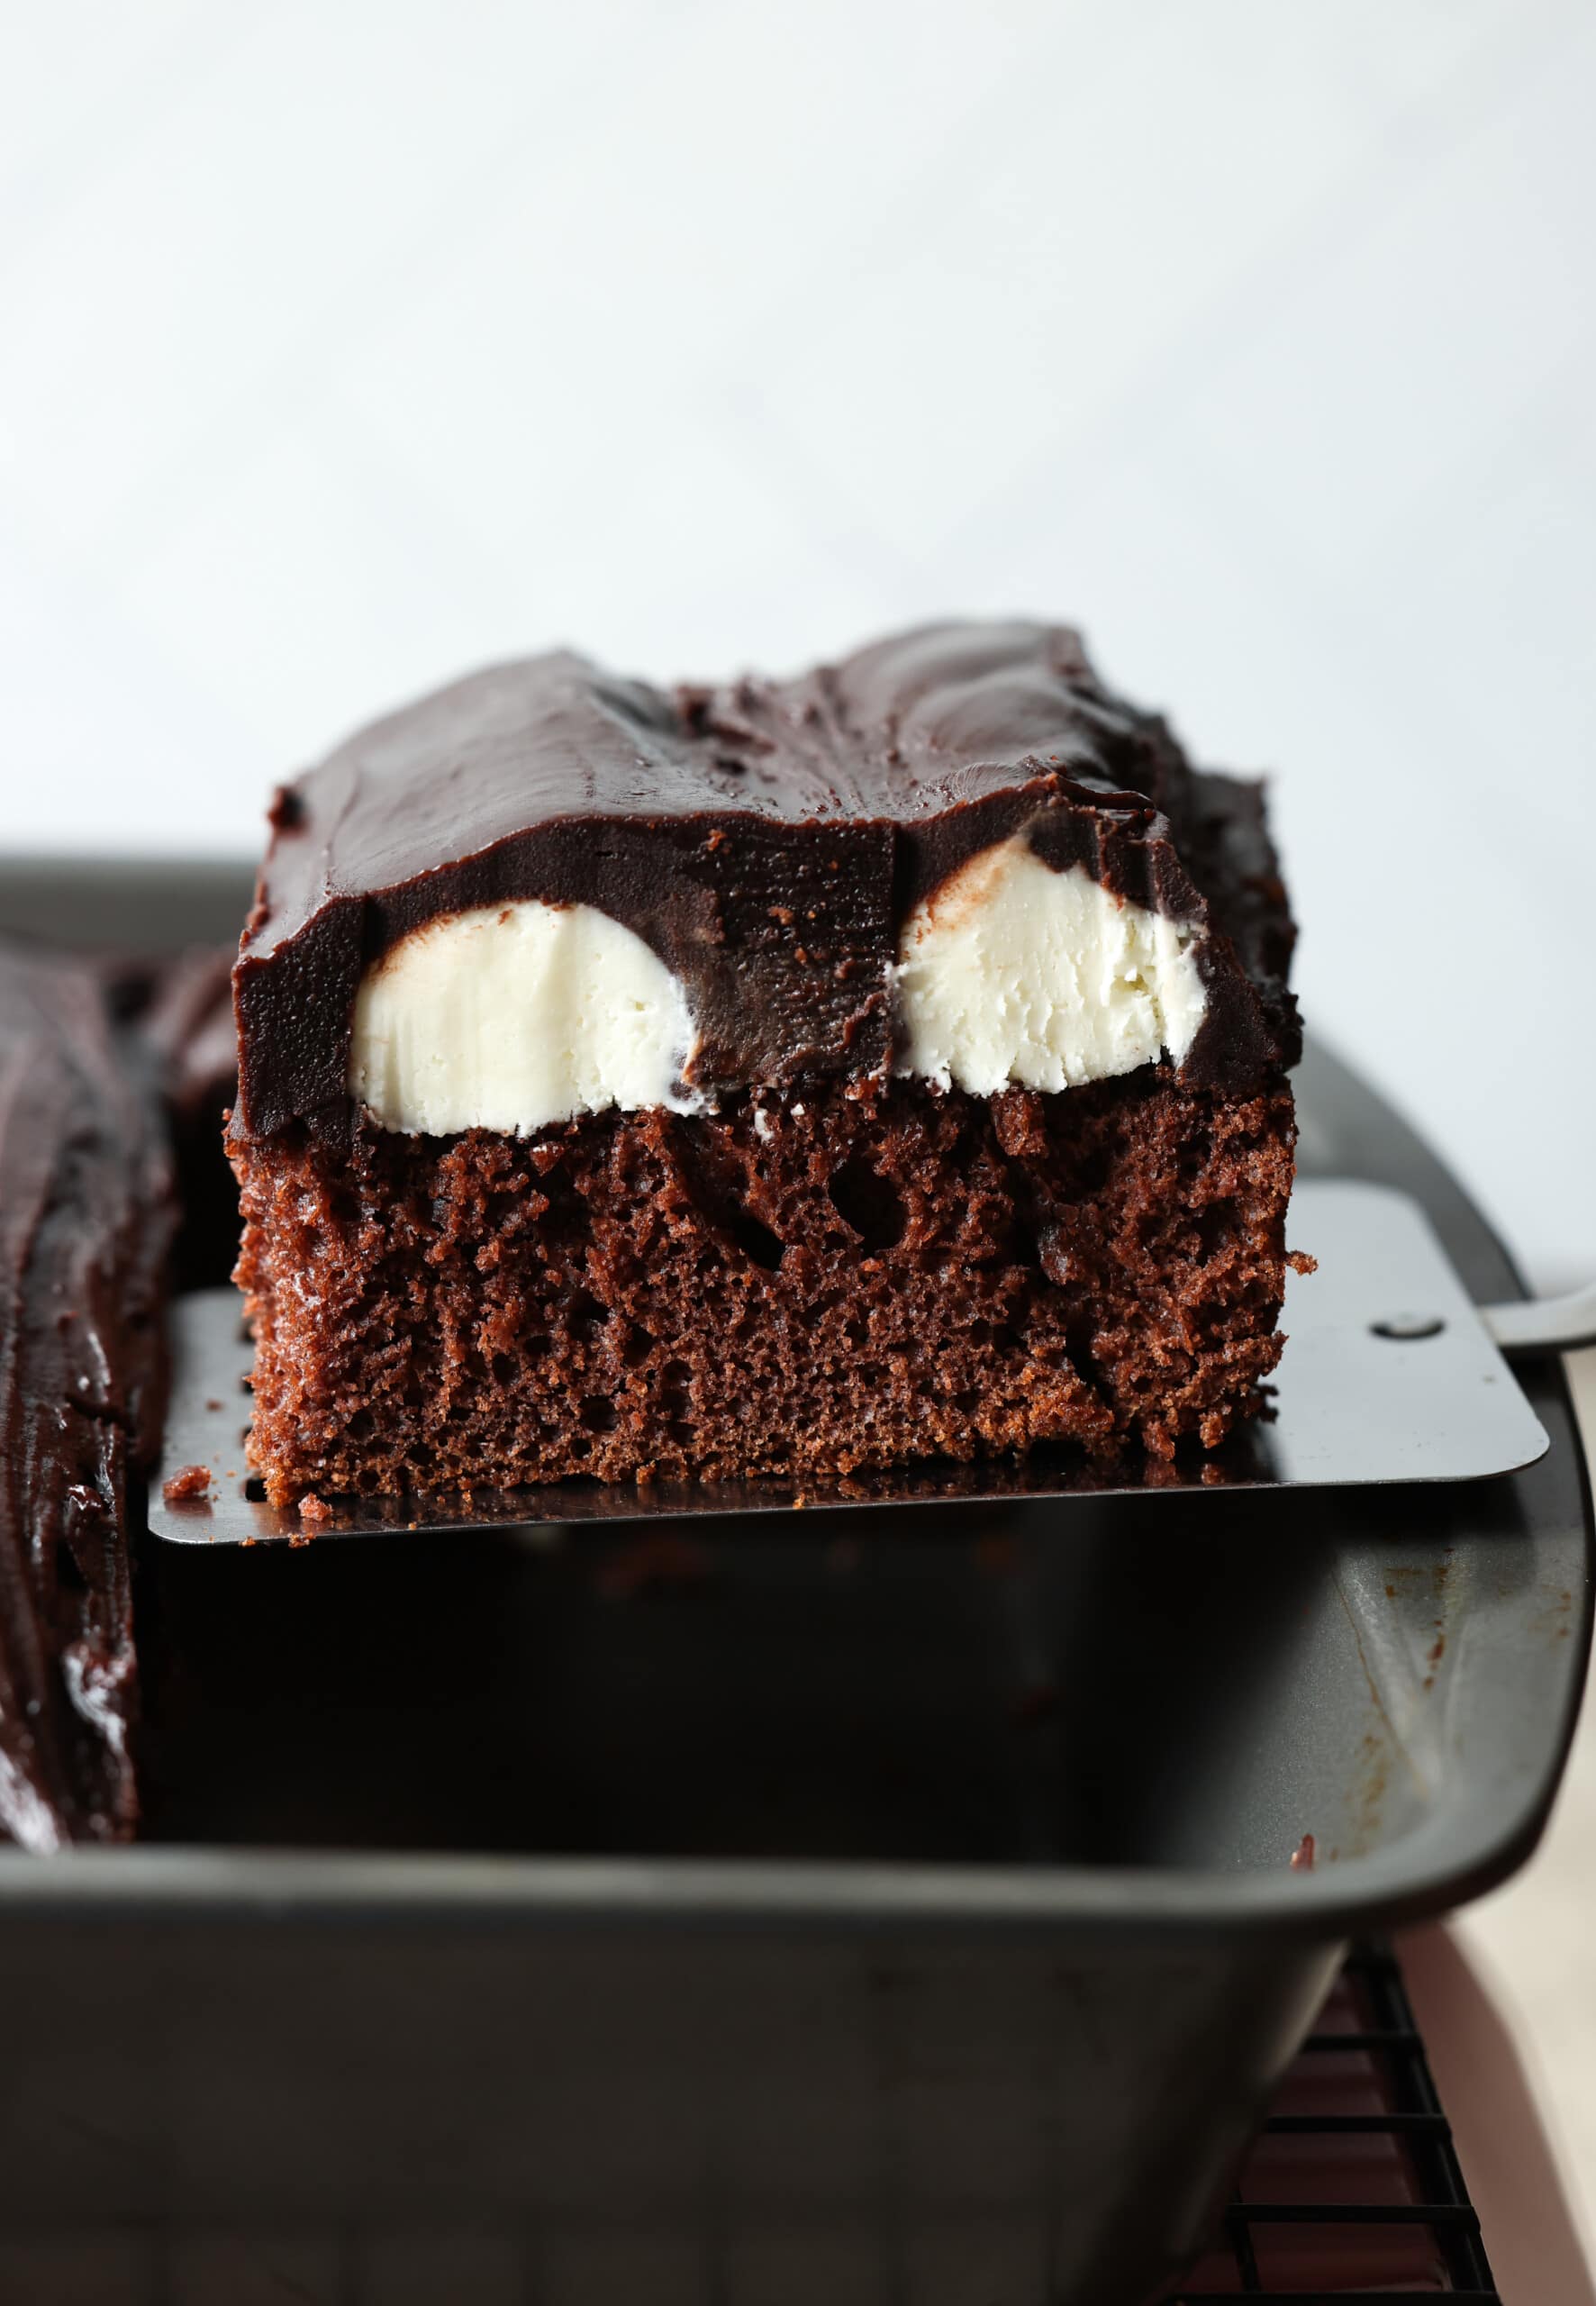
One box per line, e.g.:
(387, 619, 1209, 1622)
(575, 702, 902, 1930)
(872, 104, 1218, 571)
(0, 946, 176, 1847)
(229, 622, 1300, 1509)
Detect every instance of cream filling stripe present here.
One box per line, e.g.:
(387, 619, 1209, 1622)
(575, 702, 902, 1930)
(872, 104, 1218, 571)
(349, 901, 701, 1136)
(347, 843, 1207, 1134)
(893, 838, 1206, 1096)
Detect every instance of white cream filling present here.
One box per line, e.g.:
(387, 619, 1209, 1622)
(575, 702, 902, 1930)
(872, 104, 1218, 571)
(349, 901, 701, 1136)
(349, 843, 1207, 1136)
(895, 836, 1207, 1096)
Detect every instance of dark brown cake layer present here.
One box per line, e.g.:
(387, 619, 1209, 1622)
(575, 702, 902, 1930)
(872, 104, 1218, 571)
(0, 946, 176, 1848)
(232, 1073, 1295, 1509)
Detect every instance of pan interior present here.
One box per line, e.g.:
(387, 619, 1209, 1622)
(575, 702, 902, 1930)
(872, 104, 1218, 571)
(140, 1483, 1476, 1876)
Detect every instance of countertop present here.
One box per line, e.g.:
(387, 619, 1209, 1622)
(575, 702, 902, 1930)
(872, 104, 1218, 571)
(1405, 1344, 1596, 2295)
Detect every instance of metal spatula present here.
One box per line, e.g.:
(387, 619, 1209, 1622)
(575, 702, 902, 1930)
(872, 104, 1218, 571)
(150, 1179, 1581, 1545)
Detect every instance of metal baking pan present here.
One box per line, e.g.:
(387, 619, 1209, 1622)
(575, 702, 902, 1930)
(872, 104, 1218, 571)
(0, 858, 1590, 2306)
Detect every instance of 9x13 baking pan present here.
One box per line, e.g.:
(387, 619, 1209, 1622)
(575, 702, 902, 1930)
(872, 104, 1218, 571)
(0, 858, 1589, 2306)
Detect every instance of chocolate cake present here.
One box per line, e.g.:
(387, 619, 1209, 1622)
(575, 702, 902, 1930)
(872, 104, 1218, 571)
(0, 946, 176, 1847)
(229, 622, 1300, 1509)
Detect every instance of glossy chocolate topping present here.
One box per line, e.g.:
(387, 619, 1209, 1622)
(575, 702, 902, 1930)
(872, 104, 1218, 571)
(0, 946, 175, 1848)
(234, 622, 1297, 1139)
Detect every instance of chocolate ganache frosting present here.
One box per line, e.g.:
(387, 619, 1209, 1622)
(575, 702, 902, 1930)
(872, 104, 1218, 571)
(0, 947, 175, 1848)
(233, 622, 1297, 1141)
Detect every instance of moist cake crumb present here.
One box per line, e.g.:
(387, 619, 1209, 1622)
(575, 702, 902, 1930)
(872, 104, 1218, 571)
(162, 1463, 213, 1504)
(233, 1070, 1293, 1505)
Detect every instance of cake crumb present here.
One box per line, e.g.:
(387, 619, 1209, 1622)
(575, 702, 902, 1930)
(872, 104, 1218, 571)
(1286, 1249, 1318, 1276)
(1290, 1832, 1317, 1873)
(296, 1493, 332, 1532)
(992, 1086, 1047, 1158)
(235, 1068, 1295, 1496)
(162, 1463, 212, 1504)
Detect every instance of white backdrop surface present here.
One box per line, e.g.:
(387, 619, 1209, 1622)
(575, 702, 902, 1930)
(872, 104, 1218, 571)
(3, 0, 1593, 1286)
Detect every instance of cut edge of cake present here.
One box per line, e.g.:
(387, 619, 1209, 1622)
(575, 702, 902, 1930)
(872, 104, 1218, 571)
(226, 622, 1301, 1509)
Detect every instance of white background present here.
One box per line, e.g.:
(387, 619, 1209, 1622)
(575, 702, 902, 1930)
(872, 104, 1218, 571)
(2, 0, 1593, 1288)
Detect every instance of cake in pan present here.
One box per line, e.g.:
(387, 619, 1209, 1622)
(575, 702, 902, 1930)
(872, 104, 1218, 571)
(0, 947, 177, 1847)
(228, 622, 1300, 1508)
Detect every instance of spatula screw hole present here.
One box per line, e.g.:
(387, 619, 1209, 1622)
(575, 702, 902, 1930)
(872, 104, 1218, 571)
(1372, 1314, 1445, 1340)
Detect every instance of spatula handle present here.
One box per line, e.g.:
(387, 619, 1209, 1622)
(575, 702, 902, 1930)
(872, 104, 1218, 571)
(1482, 1283, 1596, 1355)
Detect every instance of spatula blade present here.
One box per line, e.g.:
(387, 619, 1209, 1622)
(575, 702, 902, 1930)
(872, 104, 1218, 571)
(150, 1180, 1549, 1544)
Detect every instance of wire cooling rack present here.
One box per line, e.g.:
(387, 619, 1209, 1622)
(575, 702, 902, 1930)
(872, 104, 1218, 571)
(1171, 1942, 1499, 2301)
